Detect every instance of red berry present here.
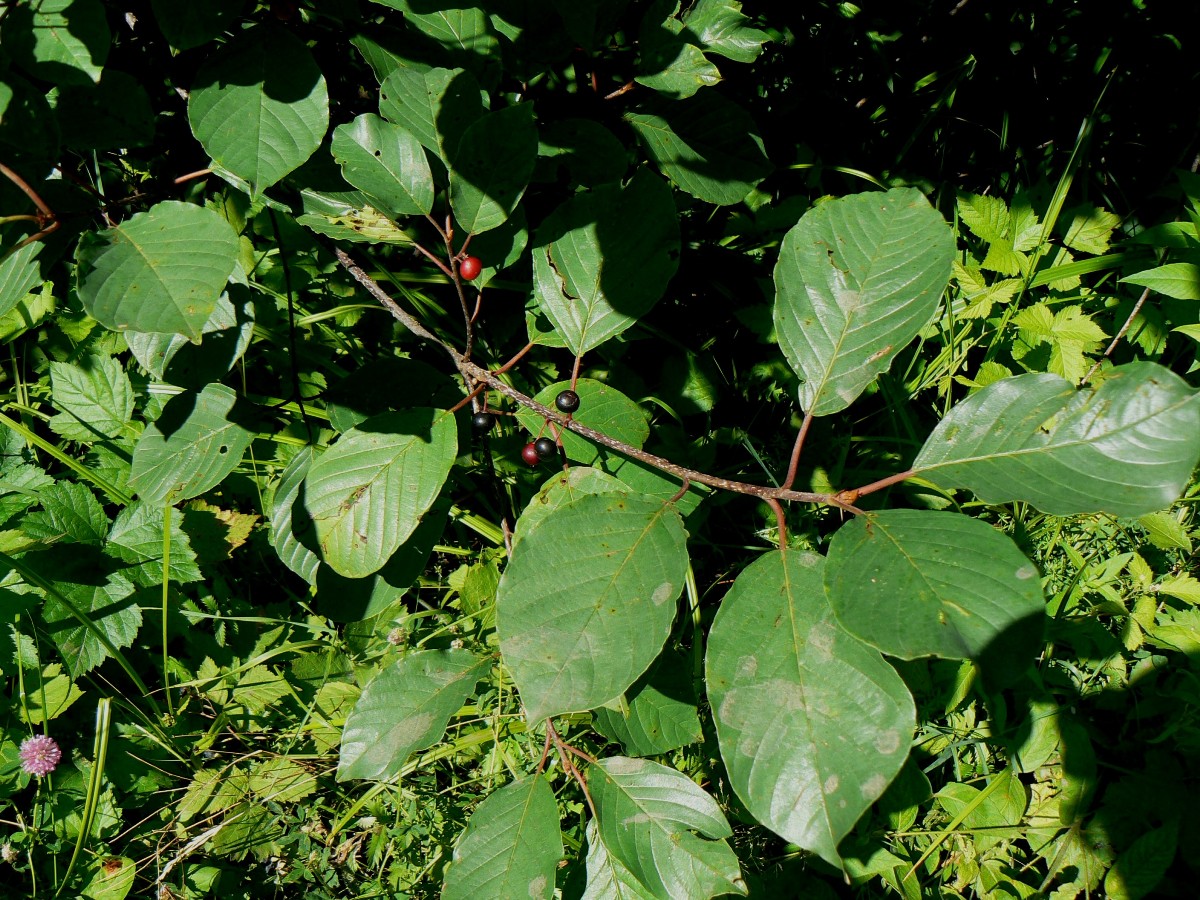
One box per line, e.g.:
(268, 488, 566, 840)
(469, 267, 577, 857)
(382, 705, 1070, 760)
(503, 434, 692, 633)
(521, 442, 540, 466)
(459, 256, 483, 281)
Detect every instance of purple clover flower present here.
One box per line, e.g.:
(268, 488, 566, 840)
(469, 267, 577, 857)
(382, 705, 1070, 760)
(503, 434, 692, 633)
(19, 735, 61, 777)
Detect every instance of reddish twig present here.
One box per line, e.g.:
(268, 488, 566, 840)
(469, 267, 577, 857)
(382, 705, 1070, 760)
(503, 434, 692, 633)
(173, 168, 212, 185)
(767, 498, 788, 550)
(781, 410, 814, 491)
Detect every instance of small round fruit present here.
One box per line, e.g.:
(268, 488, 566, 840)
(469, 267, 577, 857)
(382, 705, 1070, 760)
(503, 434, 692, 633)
(534, 437, 557, 460)
(471, 412, 494, 432)
(521, 442, 541, 466)
(459, 256, 483, 281)
(555, 389, 580, 414)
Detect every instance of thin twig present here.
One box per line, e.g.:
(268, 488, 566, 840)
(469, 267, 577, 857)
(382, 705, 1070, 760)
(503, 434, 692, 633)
(781, 410, 814, 491)
(842, 468, 915, 502)
(767, 498, 788, 550)
(173, 168, 212, 185)
(336, 250, 833, 505)
(0, 159, 54, 217)
(1082, 285, 1152, 385)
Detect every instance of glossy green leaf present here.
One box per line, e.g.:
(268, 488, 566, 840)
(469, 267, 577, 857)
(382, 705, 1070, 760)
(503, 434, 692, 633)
(626, 92, 771, 205)
(497, 493, 687, 724)
(338, 649, 484, 781)
(686, 0, 770, 62)
(129, 384, 254, 503)
(1120, 262, 1200, 300)
(188, 25, 329, 196)
(514, 379, 650, 466)
(1104, 822, 1177, 900)
(150, 0, 244, 51)
(75, 201, 239, 341)
(590, 757, 746, 899)
(1, 0, 109, 85)
(593, 648, 702, 756)
(331, 114, 434, 217)
(637, 1, 722, 99)
(532, 168, 679, 354)
(395, 5, 501, 87)
(43, 572, 139, 677)
(511, 466, 628, 549)
(581, 820, 657, 900)
(0, 242, 43, 318)
(378, 66, 486, 163)
(47, 355, 135, 442)
(773, 188, 954, 416)
(824, 510, 1045, 662)
(912, 362, 1200, 516)
(442, 775, 562, 900)
(448, 104, 537, 234)
(706, 550, 916, 869)
(270, 447, 321, 585)
(302, 409, 457, 579)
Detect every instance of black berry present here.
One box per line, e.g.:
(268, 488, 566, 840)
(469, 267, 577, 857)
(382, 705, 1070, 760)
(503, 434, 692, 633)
(555, 389, 580, 413)
(521, 442, 540, 466)
(471, 412, 494, 432)
(534, 437, 557, 460)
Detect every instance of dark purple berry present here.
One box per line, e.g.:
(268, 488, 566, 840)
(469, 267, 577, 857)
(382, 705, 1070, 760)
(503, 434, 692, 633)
(471, 412, 495, 432)
(555, 390, 580, 413)
(534, 437, 557, 459)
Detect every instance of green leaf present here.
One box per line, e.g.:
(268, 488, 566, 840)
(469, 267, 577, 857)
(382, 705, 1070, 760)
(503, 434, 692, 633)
(47, 355, 135, 442)
(337, 649, 483, 781)
(129, 384, 254, 503)
(912, 362, 1200, 516)
(706, 550, 916, 869)
(269, 447, 321, 585)
(1120, 262, 1200, 300)
(43, 572, 140, 677)
(957, 193, 1009, 244)
(824, 510, 1044, 663)
(54, 70, 155, 151)
(593, 648, 702, 756)
(538, 119, 629, 188)
(497, 493, 688, 724)
(637, 1, 722, 99)
(331, 113, 434, 217)
(1137, 511, 1192, 552)
(627, 91, 771, 205)
(125, 286, 256, 387)
(302, 409, 457, 579)
(18, 663, 84, 724)
(75, 201, 240, 341)
(188, 25, 329, 196)
(21, 482, 108, 545)
(442, 775, 562, 900)
(1104, 822, 1177, 900)
(1062, 204, 1121, 255)
(1, 0, 109, 85)
(247, 758, 317, 804)
(0, 242, 43, 319)
(936, 768, 1028, 852)
(531, 168, 679, 354)
(448, 104, 537, 234)
(1011, 303, 1107, 384)
(590, 757, 746, 898)
(773, 188, 954, 416)
(511, 466, 628, 549)
(81, 856, 135, 900)
(514, 380, 649, 466)
(150, 0, 244, 51)
(396, 5, 501, 87)
(378, 66, 487, 163)
(581, 819, 657, 900)
(106, 502, 203, 587)
(685, 0, 770, 62)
